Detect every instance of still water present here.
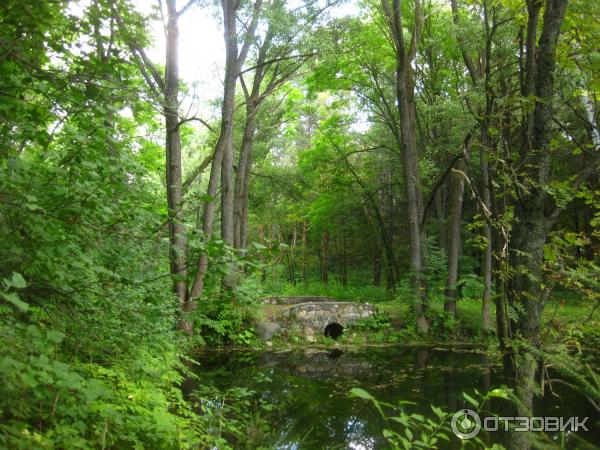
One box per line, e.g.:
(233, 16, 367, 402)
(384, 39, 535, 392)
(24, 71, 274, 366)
(193, 345, 600, 449)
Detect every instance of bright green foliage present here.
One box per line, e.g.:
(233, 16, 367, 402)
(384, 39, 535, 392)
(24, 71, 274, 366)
(192, 295, 260, 346)
(0, 1, 203, 447)
(0, 315, 199, 448)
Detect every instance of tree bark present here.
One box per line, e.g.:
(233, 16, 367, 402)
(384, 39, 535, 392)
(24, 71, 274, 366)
(321, 232, 329, 284)
(258, 224, 266, 281)
(163, 0, 189, 331)
(481, 128, 493, 333)
(190, 0, 247, 298)
(339, 230, 348, 285)
(189, 0, 263, 297)
(508, 1, 569, 448)
(233, 30, 269, 252)
(121, 0, 193, 332)
(373, 245, 382, 286)
(289, 224, 297, 285)
(434, 185, 447, 252)
(233, 107, 256, 250)
(301, 220, 308, 282)
(444, 159, 466, 318)
(382, 0, 428, 333)
(219, 0, 239, 290)
(450, 0, 496, 334)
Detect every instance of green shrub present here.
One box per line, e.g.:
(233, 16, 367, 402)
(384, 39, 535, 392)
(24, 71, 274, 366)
(192, 295, 259, 346)
(0, 315, 203, 449)
(348, 312, 392, 332)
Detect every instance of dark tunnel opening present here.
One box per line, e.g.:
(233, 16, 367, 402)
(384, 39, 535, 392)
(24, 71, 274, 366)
(324, 322, 344, 339)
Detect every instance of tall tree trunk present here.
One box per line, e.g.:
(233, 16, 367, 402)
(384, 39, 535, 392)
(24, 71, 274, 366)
(219, 0, 239, 289)
(451, 0, 496, 334)
(434, 185, 448, 252)
(234, 103, 257, 250)
(481, 128, 493, 333)
(481, 0, 495, 334)
(122, 0, 194, 331)
(582, 91, 600, 149)
(220, 0, 263, 253)
(233, 28, 268, 252)
(270, 223, 276, 281)
(339, 230, 348, 285)
(302, 220, 308, 282)
(289, 224, 297, 285)
(383, 0, 428, 333)
(373, 245, 382, 287)
(508, 1, 569, 448)
(258, 225, 266, 281)
(519, 0, 542, 162)
(321, 232, 329, 284)
(444, 159, 465, 318)
(163, 0, 189, 331)
(189, 0, 239, 299)
(493, 109, 511, 368)
(233, 8, 307, 253)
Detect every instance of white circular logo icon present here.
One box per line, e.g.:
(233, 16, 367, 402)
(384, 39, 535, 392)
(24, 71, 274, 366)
(451, 409, 481, 439)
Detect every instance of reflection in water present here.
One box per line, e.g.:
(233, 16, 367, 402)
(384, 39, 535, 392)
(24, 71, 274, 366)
(328, 348, 344, 359)
(192, 345, 599, 449)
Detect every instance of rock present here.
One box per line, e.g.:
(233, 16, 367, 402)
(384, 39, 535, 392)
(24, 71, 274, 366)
(256, 322, 281, 341)
(304, 327, 316, 342)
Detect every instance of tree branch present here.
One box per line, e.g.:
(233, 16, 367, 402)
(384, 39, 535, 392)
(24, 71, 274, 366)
(177, 0, 196, 17)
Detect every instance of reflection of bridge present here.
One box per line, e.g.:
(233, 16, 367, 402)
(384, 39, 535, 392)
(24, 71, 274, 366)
(262, 296, 375, 340)
(257, 349, 375, 378)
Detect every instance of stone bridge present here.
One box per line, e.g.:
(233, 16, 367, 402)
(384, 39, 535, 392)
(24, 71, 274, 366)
(257, 296, 375, 342)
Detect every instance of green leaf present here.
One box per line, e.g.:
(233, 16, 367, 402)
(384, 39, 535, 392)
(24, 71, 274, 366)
(349, 387, 385, 417)
(10, 272, 27, 289)
(463, 392, 479, 408)
(390, 416, 410, 426)
(47, 330, 65, 344)
(488, 388, 511, 400)
(348, 387, 375, 401)
(2, 292, 29, 311)
(431, 405, 446, 420)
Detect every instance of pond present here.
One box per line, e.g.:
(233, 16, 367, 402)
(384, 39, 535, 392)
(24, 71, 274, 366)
(192, 345, 600, 449)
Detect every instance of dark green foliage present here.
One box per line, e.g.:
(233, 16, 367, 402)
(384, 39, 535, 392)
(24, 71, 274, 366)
(349, 386, 513, 449)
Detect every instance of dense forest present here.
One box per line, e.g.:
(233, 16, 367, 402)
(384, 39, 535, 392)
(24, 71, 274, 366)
(1, 0, 599, 448)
